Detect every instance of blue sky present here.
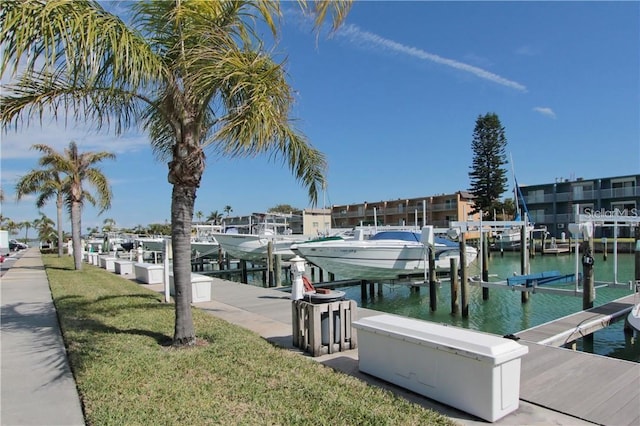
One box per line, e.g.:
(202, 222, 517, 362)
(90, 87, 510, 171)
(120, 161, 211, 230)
(1, 1, 639, 232)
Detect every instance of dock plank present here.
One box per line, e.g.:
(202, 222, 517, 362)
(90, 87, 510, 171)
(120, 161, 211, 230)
(586, 374, 640, 426)
(519, 343, 640, 425)
(517, 294, 636, 346)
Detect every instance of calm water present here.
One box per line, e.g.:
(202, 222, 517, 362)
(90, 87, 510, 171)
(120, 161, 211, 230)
(242, 251, 640, 362)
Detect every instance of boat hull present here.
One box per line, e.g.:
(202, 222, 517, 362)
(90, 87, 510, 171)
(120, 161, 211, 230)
(293, 240, 477, 281)
(215, 233, 303, 263)
(190, 241, 220, 259)
(627, 304, 640, 332)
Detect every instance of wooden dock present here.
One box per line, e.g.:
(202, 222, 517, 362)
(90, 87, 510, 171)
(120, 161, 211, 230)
(516, 293, 639, 425)
(542, 245, 571, 255)
(516, 293, 636, 346)
(519, 342, 639, 425)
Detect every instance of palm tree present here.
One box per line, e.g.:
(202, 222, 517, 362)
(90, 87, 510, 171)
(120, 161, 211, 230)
(224, 205, 234, 218)
(206, 210, 223, 225)
(103, 217, 116, 232)
(23, 142, 115, 269)
(19, 220, 34, 244)
(0, 0, 351, 347)
(34, 213, 57, 247)
(15, 144, 71, 257)
(4, 219, 19, 237)
(195, 211, 203, 225)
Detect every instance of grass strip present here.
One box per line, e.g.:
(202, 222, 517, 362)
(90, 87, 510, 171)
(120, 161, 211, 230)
(44, 255, 457, 425)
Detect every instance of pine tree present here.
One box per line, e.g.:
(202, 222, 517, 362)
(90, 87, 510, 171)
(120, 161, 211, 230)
(468, 113, 508, 215)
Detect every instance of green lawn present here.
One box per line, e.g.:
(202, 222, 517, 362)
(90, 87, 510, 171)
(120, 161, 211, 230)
(44, 255, 457, 425)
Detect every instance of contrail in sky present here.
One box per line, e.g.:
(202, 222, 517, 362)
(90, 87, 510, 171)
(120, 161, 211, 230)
(337, 23, 528, 93)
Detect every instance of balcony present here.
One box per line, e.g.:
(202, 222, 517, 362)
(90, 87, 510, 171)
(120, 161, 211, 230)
(523, 187, 639, 205)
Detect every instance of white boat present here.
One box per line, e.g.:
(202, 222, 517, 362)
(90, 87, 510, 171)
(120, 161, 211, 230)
(190, 224, 221, 259)
(215, 213, 311, 263)
(627, 304, 640, 333)
(214, 230, 304, 263)
(291, 228, 478, 281)
(134, 235, 167, 252)
(627, 282, 640, 333)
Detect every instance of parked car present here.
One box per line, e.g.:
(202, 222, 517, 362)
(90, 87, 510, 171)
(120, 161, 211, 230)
(9, 240, 28, 251)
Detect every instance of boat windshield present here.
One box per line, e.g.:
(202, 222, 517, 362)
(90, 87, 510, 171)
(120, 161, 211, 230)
(369, 231, 421, 242)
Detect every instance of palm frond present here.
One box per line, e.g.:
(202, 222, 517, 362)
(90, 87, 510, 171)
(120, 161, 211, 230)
(1, 0, 164, 88)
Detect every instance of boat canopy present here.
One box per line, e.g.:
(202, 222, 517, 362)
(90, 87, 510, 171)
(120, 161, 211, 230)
(369, 231, 421, 242)
(369, 231, 458, 247)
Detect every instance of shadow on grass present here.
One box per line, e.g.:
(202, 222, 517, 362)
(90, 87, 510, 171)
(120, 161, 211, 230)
(53, 293, 174, 348)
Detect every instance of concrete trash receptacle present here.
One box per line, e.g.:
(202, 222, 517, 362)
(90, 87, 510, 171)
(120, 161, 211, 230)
(353, 314, 528, 422)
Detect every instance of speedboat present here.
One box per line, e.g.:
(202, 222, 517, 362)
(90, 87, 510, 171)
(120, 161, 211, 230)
(627, 282, 640, 333)
(627, 304, 640, 333)
(214, 229, 304, 263)
(291, 228, 478, 281)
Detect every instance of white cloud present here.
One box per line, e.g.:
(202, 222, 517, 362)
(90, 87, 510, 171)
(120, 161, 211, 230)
(533, 107, 556, 119)
(336, 23, 528, 93)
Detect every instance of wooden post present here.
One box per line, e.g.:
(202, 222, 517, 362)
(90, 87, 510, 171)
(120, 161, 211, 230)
(482, 236, 489, 300)
(529, 228, 535, 258)
(369, 282, 375, 299)
(240, 259, 248, 284)
(361, 281, 367, 300)
(429, 246, 437, 311)
(377, 282, 383, 296)
(460, 233, 469, 318)
(541, 231, 546, 256)
(267, 241, 274, 287)
(450, 257, 459, 315)
(603, 237, 608, 261)
(274, 254, 282, 287)
(582, 240, 595, 310)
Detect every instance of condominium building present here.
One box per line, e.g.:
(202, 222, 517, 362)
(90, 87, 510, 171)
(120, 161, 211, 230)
(518, 174, 640, 238)
(330, 191, 478, 229)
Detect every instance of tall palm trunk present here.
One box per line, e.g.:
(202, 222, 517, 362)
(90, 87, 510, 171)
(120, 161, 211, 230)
(57, 192, 64, 257)
(70, 201, 83, 270)
(171, 184, 196, 345)
(169, 124, 204, 346)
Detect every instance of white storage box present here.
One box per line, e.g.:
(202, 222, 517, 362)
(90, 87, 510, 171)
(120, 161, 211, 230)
(353, 314, 528, 422)
(86, 253, 98, 265)
(114, 260, 134, 275)
(169, 273, 212, 303)
(134, 263, 164, 284)
(99, 256, 117, 272)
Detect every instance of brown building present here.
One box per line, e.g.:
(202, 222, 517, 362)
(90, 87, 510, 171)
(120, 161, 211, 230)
(330, 191, 479, 229)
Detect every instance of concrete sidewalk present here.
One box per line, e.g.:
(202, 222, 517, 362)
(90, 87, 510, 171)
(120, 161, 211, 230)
(1, 248, 85, 426)
(1, 249, 592, 426)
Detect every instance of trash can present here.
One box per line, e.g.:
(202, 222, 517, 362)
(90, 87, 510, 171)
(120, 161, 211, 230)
(304, 290, 346, 345)
(291, 296, 357, 356)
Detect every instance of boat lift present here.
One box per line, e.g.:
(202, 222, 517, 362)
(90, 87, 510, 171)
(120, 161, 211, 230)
(573, 204, 640, 288)
(449, 206, 638, 297)
(450, 212, 585, 297)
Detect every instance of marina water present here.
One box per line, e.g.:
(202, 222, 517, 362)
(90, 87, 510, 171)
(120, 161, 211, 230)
(241, 252, 639, 363)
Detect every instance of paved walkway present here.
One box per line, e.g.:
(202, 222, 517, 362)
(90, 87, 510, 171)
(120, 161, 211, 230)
(1, 248, 84, 426)
(2, 249, 595, 425)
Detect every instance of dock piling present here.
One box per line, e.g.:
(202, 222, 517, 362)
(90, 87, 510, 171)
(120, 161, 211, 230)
(429, 246, 437, 311)
(450, 258, 459, 315)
